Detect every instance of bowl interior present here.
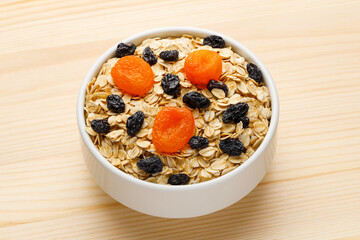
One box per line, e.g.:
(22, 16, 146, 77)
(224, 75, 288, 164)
(77, 27, 279, 190)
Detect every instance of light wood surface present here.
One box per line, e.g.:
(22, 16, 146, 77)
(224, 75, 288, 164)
(1, 0, 360, 239)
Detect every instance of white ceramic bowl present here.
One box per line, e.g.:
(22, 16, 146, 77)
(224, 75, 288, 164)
(77, 27, 279, 218)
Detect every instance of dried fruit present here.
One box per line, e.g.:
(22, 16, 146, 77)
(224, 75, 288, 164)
(106, 94, 125, 113)
(246, 63, 263, 84)
(240, 116, 250, 128)
(111, 56, 154, 96)
(115, 42, 136, 58)
(222, 102, 249, 124)
(188, 136, 209, 149)
(203, 35, 226, 48)
(184, 50, 222, 88)
(207, 79, 229, 95)
(137, 156, 163, 174)
(126, 111, 145, 136)
(142, 47, 157, 66)
(152, 107, 195, 153)
(219, 138, 244, 156)
(183, 92, 210, 109)
(161, 74, 181, 96)
(91, 119, 110, 134)
(168, 173, 190, 185)
(159, 50, 179, 61)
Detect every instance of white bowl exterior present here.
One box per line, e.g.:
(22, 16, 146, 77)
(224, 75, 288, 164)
(77, 27, 279, 218)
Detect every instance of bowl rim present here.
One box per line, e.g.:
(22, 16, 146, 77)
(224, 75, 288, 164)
(76, 26, 279, 191)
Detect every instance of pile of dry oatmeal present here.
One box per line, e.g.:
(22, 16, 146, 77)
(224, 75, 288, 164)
(84, 35, 271, 185)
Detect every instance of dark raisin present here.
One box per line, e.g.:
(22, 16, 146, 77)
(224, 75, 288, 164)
(203, 35, 226, 48)
(222, 102, 249, 124)
(183, 92, 210, 109)
(168, 173, 190, 185)
(137, 156, 163, 174)
(161, 74, 181, 96)
(91, 119, 110, 134)
(159, 50, 179, 61)
(219, 138, 244, 156)
(207, 79, 229, 95)
(106, 94, 125, 113)
(126, 111, 144, 136)
(188, 136, 209, 149)
(115, 42, 136, 58)
(246, 63, 263, 84)
(239, 116, 250, 128)
(142, 47, 157, 66)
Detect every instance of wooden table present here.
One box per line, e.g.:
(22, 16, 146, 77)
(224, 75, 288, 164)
(1, 1, 359, 239)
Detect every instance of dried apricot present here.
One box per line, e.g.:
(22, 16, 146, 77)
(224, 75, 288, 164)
(111, 56, 154, 96)
(184, 50, 222, 88)
(152, 107, 195, 153)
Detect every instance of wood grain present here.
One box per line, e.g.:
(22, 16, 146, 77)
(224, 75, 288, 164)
(1, 0, 360, 239)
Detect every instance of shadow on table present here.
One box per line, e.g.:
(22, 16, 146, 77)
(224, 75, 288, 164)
(99, 181, 274, 240)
